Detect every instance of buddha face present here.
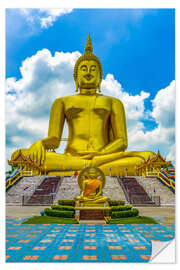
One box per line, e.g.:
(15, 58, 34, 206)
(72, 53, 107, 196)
(89, 168, 97, 179)
(77, 60, 100, 90)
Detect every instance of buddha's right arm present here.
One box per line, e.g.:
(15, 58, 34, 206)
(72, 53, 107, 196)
(42, 98, 65, 149)
(29, 98, 65, 165)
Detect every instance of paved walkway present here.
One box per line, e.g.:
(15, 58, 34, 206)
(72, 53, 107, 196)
(6, 217, 175, 263)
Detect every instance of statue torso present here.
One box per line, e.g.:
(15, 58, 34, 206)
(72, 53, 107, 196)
(62, 94, 113, 156)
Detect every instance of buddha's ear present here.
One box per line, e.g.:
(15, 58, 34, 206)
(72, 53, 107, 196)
(98, 83, 101, 93)
(75, 81, 79, 92)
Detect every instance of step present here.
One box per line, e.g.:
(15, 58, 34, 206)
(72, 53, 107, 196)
(135, 177, 175, 205)
(6, 176, 45, 205)
(79, 220, 106, 224)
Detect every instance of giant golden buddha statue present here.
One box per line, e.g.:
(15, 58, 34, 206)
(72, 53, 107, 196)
(11, 35, 155, 176)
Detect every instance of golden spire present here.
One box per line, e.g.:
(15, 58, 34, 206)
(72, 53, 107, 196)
(85, 34, 93, 53)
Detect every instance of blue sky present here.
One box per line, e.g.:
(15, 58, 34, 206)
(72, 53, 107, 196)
(5, 8, 175, 165)
(6, 9, 175, 94)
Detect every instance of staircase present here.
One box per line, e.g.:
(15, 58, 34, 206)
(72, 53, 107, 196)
(54, 176, 81, 203)
(25, 177, 61, 205)
(54, 176, 126, 202)
(119, 177, 156, 206)
(6, 176, 45, 205)
(135, 176, 175, 206)
(103, 176, 126, 201)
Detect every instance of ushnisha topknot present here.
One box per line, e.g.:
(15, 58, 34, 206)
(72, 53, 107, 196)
(73, 34, 103, 92)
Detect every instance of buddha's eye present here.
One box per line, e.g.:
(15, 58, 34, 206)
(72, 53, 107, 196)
(80, 65, 87, 72)
(90, 65, 96, 72)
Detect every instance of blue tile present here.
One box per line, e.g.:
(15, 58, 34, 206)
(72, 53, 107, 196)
(6, 217, 175, 263)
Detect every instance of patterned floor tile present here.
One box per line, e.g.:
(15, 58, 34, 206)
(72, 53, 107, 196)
(6, 217, 175, 263)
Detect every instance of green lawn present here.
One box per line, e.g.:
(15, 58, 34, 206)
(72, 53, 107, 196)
(107, 216, 158, 224)
(22, 215, 158, 224)
(22, 216, 78, 224)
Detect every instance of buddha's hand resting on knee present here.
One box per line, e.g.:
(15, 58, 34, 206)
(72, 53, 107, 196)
(29, 140, 45, 166)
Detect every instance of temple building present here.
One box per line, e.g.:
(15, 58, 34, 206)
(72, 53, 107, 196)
(8, 150, 41, 176)
(136, 150, 171, 177)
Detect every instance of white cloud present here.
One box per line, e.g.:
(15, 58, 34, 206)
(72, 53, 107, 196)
(39, 8, 73, 28)
(6, 49, 80, 166)
(127, 82, 175, 162)
(151, 80, 175, 128)
(166, 144, 176, 163)
(101, 74, 150, 129)
(20, 8, 73, 29)
(101, 74, 175, 163)
(6, 48, 175, 169)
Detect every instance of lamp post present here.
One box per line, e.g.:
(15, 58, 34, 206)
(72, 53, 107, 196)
(69, 167, 72, 178)
(109, 167, 112, 177)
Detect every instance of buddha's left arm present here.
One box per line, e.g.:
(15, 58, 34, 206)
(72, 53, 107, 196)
(100, 98, 128, 154)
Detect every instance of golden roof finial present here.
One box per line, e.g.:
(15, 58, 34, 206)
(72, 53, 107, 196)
(85, 34, 93, 53)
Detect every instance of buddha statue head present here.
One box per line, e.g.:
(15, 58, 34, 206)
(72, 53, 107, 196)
(88, 167, 97, 179)
(74, 34, 103, 93)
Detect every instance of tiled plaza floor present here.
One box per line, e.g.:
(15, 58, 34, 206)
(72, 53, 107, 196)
(6, 217, 175, 263)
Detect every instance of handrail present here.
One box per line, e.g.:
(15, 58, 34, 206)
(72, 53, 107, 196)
(6, 171, 22, 190)
(157, 171, 175, 191)
(22, 171, 33, 176)
(146, 171, 158, 176)
(6, 169, 20, 181)
(117, 176, 130, 202)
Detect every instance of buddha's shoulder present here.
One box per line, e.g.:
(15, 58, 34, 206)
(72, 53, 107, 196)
(99, 95, 124, 104)
(51, 95, 77, 104)
(51, 94, 123, 105)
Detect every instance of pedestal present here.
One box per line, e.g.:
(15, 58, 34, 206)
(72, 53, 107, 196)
(75, 204, 111, 223)
(80, 209, 104, 220)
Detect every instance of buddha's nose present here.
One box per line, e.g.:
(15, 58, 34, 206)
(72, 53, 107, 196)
(84, 73, 93, 80)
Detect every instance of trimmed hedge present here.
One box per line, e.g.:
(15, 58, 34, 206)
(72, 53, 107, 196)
(44, 208, 75, 218)
(111, 208, 139, 219)
(111, 205, 132, 211)
(58, 199, 75, 206)
(51, 204, 75, 212)
(108, 200, 125, 206)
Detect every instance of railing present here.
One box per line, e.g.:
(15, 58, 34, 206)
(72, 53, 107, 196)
(6, 171, 23, 190)
(118, 177, 158, 206)
(129, 194, 160, 206)
(157, 171, 175, 191)
(151, 196, 161, 206)
(6, 194, 23, 205)
(52, 176, 63, 200)
(146, 171, 158, 177)
(22, 176, 61, 205)
(22, 195, 54, 205)
(22, 171, 33, 176)
(117, 176, 130, 202)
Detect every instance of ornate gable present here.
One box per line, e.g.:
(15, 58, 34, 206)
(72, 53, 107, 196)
(137, 151, 169, 171)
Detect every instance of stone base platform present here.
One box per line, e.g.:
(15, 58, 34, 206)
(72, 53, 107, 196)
(80, 209, 104, 220)
(79, 220, 106, 224)
(75, 206, 111, 223)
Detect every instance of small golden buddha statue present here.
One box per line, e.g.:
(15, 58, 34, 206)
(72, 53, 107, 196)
(10, 34, 155, 176)
(76, 167, 108, 205)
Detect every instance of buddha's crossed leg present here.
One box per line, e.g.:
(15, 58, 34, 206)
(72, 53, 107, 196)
(12, 148, 155, 175)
